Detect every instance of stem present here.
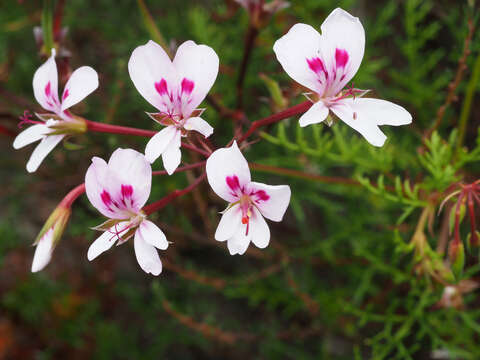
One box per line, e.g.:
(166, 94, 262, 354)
(53, 0, 66, 38)
(143, 173, 206, 215)
(236, 24, 259, 108)
(59, 183, 86, 208)
(238, 101, 312, 143)
(250, 163, 359, 186)
(85, 120, 210, 157)
(152, 161, 206, 176)
(457, 51, 480, 152)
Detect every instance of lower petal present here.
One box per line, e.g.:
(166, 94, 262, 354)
(144, 126, 177, 164)
(299, 101, 329, 127)
(26, 134, 64, 173)
(162, 132, 181, 175)
(138, 220, 168, 250)
(31, 228, 54, 272)
(13, 124, 48, 149)
(87, 222, 129, 261)
(227, 228, 251, 255)
(134, 231, 162, 275)
(250, 208, 270, 249)
(215, 204, 241, 242)
(184, 117, 214, 138)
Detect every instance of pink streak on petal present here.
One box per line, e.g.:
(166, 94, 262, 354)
(252, 189, 270, 202)
(335, 48, 349, 68)
(101, 190, 112, 206)
(226, 175, 241, 192)
(121, 184, 133, 198)
(181, 78, 194, 95)
(307, 57, 326, 74)
(62, 89, 69, 100)
(45, 82, 51, 97)
(154, 79, 169, 96)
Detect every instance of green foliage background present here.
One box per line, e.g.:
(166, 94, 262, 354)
(1, 0, 480, 359)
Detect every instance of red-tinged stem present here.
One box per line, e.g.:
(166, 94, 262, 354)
(53, 0, 66, 38)
(59, 183, 86, 208)
(453, 192, 466, 245)
(467, 191, 479, 246)
(152, 161, 206, 176)
(143, 173, 207, 215)
(237, 101, 313, 143)
(85, 119, 210, 157)
(250, 163, 360, 186)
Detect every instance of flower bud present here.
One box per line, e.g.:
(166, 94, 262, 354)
(448, 240, 465, 279)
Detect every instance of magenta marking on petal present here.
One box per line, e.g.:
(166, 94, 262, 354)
(335, 48, 349, 68)
(121, 184, 133, 199)
(101, 190, 112, 206)
(155, 79, 169, 96)
(45, 82, 51, 97)
(226, 175, 241, 192)
(307, 57, 326, 75)
(252, 189, 270, 202)
(181, 78, 194, 95)
(62, 89, 69, 100)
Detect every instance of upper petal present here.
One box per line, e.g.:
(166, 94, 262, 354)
(184, 117, 214, 138)
(273, 23, 324, 93)
(33, 50, 60, 113)
(31, 228, 54, 272)
(144, 126, 177, 164)
(13, 124, 48, 149)
(173, 41, 219, 116)
(61, 66, 99, 111)
(85, 156, 113, 218)
(138, 220, 168, 250)
(87, 222, 130, 261)
(128, 40, 178, 111)
(320, 8, 365, 95)
(134, 230, 163, 276)
(299, 101, 329, 127)
(249, 207, 270, 249)
(330, 99, 387, 147)
(26, 134, 64, 173)
(206, 141, 251, 202)
(247, 182, 291, 221)
(215, 204, 242, 242)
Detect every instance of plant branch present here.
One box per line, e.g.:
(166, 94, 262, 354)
(236, 24, 259, 108)
(152, 161, 206, 176)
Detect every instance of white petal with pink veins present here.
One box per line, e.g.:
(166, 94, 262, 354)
(249, 207, 270, 249)
(206, 141, 251, 203)
(184, 117, 214, 138)
(215, 204, 242, 242)
(33, 49, 60, 113)
(87, 222, 130, 261)
(145, 125, 178, 164)
(173, 41, 219, 117)
(299, 101, 329, 127)
(273, 23, 324, 94)
(134, 229, 162, 275)
(31, 228, 54, 272)
(85, 157, 113, 218)
(320, 8, 365, 95)
(331, 99, 387, 147)
(247, 182, 291, 221)
(13, 124, 49, 149)
(227, 229, 251, 255)
(108, 148, 152, 210)
(26, 134, 64, 173)
(128, 40, 178, 112)
(161, 130, 182, 175)
(61, 66, 99, 111)
(138, 220, 168, 250)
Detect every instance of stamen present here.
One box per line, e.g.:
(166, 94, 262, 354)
(18, 110, 42, 128)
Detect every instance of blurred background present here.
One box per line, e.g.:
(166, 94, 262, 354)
(1, 0, 480, 359)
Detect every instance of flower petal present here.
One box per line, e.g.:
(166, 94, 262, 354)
(330, 99, 387, 147)
(173, 41, 219, 117)
(108, 148, 152, 210)
(247, 182, 291, 221)
(87, 222, 130, 261)
(13, 124, 48, 149)
(206, 141, 251, 202)
(273, 23, 324, 93)
(61, 66, 99, 111)
(161, 130, 182, 175)
(144, 126, 177, 164)
(31, 228, 54, 272)
(134, 230, 162, 275)
(227, 229, 251, 255)
(320, 8, 365, 95)
(26, 134, 64, 173)
(33, 50, 60, 113)
(138, 220, 168, 250)
(250, 207, 270, 249)
(347, 98, 412, 126)
(299, 101, 329, 127)
(184, 117, 214, 138)
(215, 204, 242, 242)
(128, 40, 178, 112)
(85, 156, 113, 218)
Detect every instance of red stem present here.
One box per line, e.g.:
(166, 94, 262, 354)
(467, 191, 478, 245)
(143, 173, 207, 215)
(238, 101, 313, 143)
(453, 192, 466, 245)
(152, 161, 206, 176)
(85, 119, 210, 157)
(59, 183, 86, 208)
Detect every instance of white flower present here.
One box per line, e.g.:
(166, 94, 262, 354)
(206, 142, 291, 255)
(13, 49, 98, 172)
(273, 8, 412, 146)
(128, 40, 219, 174)
(85, 148, 168, 275)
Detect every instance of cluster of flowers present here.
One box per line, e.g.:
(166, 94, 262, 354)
(14, 8, 412, 275)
